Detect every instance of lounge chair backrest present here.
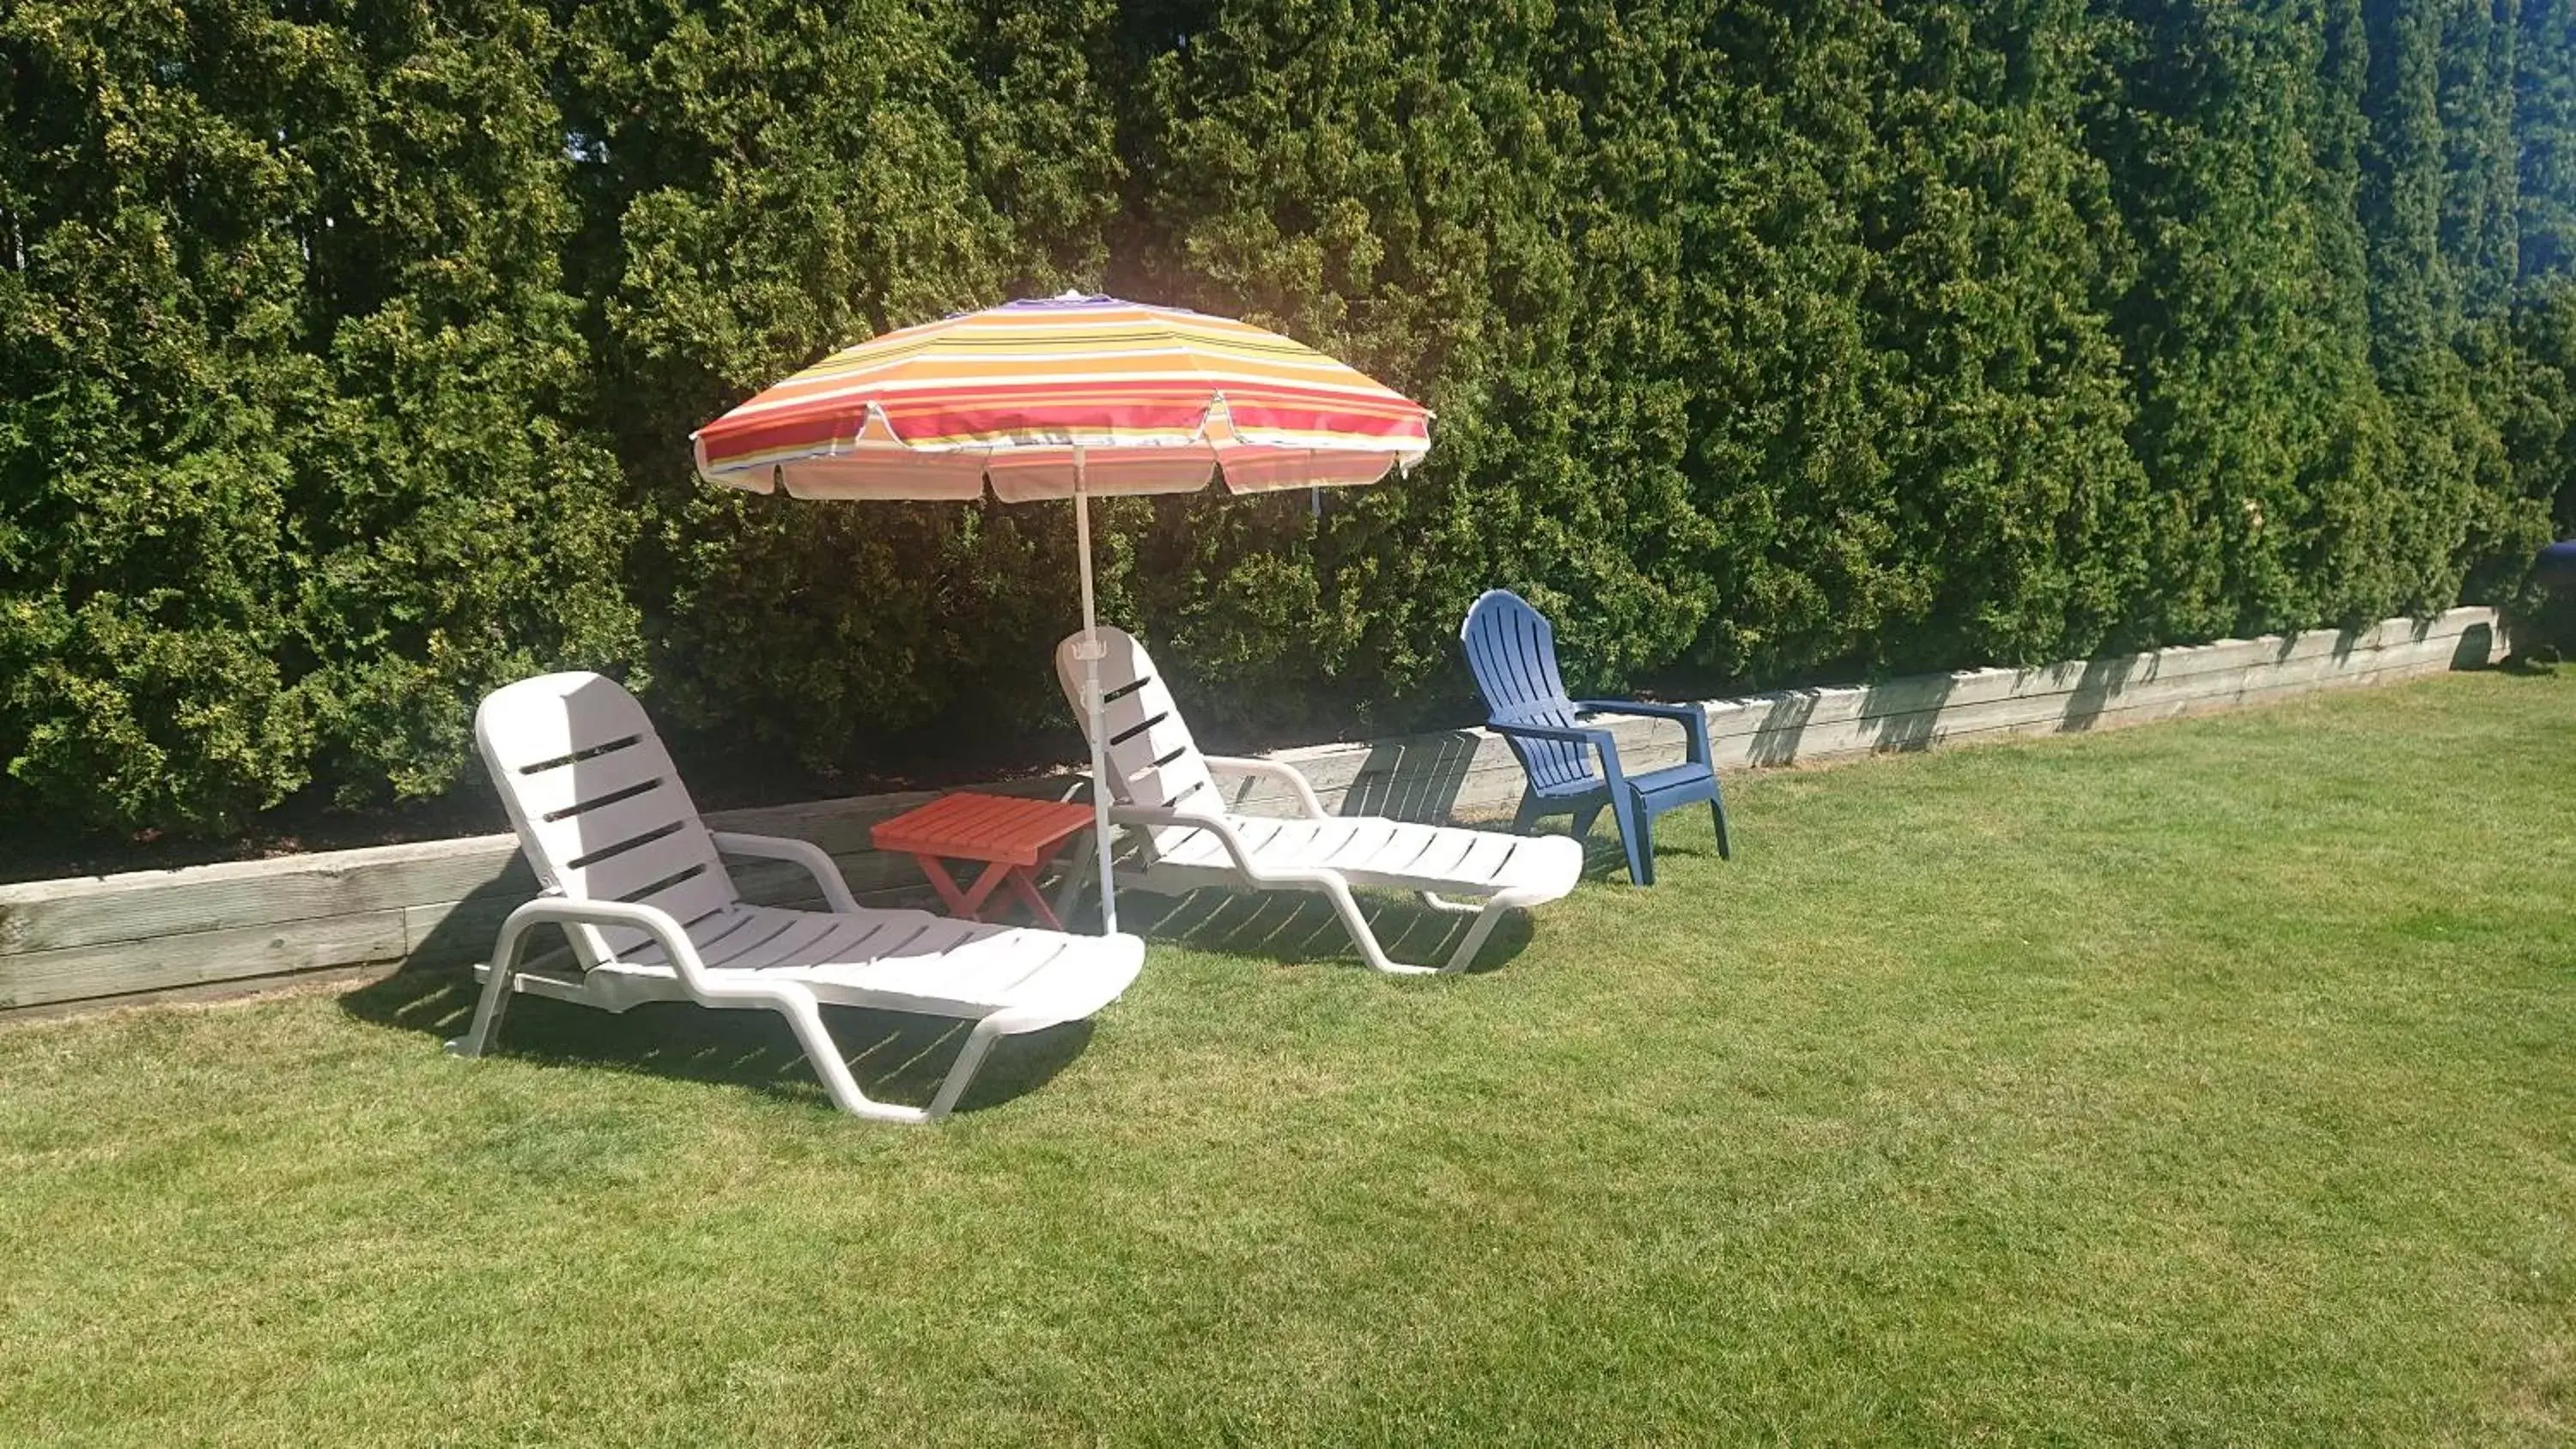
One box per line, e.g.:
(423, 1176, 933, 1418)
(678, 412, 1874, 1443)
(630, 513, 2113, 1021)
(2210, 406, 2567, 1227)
(1460, 589, 1599, 793)
(475, 671, 740, 964)
(1055, 628, 1221, 852)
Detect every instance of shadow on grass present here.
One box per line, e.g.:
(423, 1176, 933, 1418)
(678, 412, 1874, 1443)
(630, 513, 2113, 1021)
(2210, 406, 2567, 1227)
(1578, 831, 1631, 882)
(1557, 818, 1726, 886)
(1112, 882, 1537, 974)
(338, 965, 1095, 1118)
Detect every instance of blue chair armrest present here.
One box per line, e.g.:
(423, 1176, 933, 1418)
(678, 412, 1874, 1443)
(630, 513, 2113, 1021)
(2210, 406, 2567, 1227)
(1576, 699, 1712, 766)
(1488, 718, 1629, 790)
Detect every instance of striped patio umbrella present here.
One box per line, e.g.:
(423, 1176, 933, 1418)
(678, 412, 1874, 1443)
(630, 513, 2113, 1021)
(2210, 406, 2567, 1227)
(692, 292, 1434, 933)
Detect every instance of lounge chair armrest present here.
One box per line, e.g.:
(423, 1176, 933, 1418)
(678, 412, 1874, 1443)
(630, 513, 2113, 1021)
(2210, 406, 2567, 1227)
(495, 896, 832, 1017)
(1575, 699, 1713, 764)
(1489, 719, 1629, 786)
(495, 896, 712, 990)
(1101, 803, 1340, 888)
(711, 830, 862, 912)
(1202, 755, 1330, 820)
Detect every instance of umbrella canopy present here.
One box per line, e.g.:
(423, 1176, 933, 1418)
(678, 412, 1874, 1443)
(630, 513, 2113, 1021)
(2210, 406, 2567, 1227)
(690, 292, 1433, 937)
(692, 292, 1431, 500)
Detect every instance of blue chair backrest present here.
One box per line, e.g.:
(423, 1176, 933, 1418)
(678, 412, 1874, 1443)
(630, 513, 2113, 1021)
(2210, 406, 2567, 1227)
(1461, 590, 1599, 792)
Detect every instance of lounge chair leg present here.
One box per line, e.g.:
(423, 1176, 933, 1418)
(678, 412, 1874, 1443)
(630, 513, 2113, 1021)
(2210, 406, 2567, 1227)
(1319, 879, 1435, 975)
(775, 991, 933, 1125)
(1419, 892, 1512, 968)
(926, 1014, 1016, 1120)
(1571, 803, 1602, 841)
(1710, 791, 1732, 860)
(447, 911, 537, 1058)
(1513, 792, 1543, 834)
(1442, 903, 1511, 971)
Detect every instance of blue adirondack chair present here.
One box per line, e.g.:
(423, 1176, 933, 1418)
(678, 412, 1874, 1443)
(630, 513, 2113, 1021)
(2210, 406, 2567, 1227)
(1460, 590, 1731, 885)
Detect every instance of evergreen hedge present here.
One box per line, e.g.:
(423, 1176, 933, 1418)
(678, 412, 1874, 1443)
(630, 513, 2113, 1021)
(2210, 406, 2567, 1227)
(3, 0, 2574, 843)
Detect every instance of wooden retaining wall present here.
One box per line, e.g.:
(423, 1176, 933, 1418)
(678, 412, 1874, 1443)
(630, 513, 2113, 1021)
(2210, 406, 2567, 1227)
(0, 607, 2504, 1020)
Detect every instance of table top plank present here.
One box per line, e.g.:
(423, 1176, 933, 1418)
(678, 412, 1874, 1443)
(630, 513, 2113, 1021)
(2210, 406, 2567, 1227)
(871, 791, 1096, 869)
(944, 793, 1050, 850)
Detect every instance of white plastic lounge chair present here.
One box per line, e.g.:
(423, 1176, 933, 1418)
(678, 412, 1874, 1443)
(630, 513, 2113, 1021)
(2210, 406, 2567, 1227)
(448, 671, 1145, 1124)
(1056, 628, 1583, 973)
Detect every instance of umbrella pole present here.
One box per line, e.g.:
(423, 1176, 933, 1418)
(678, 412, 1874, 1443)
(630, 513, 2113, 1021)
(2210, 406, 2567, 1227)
(1073, 453, 1120, 936)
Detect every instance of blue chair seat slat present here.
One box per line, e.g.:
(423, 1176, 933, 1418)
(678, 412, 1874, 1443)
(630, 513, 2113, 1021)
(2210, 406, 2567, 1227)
(1460, 590, 1734, 884)
(1630, 761, 1722, 807)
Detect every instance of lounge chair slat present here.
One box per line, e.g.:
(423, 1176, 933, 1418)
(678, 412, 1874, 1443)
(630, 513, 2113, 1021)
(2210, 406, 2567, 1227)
(505, 740, 674, 823)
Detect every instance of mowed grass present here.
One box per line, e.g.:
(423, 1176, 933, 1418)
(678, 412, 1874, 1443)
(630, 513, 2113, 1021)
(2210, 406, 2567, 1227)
(4, 670, 2574, 1446)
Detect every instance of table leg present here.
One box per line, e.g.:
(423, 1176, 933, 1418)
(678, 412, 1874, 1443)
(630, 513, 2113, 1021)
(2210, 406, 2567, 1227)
(955, 860, 1016, 920)
(912, 854, 1016, 921)
(1000, 867, 1063, 930)
(911, 854, 972, 916)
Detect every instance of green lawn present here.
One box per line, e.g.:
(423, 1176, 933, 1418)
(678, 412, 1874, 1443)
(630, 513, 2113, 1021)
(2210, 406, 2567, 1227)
(4, 670, 2574, 1446)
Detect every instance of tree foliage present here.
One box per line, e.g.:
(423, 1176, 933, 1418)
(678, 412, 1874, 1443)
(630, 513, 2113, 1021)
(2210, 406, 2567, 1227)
(0, 0, 635, 835)
(4, 0, 2576, 845)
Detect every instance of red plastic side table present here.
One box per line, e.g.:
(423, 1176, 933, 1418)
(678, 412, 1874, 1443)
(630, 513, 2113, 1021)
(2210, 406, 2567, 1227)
(869, 791, 1097, 930)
